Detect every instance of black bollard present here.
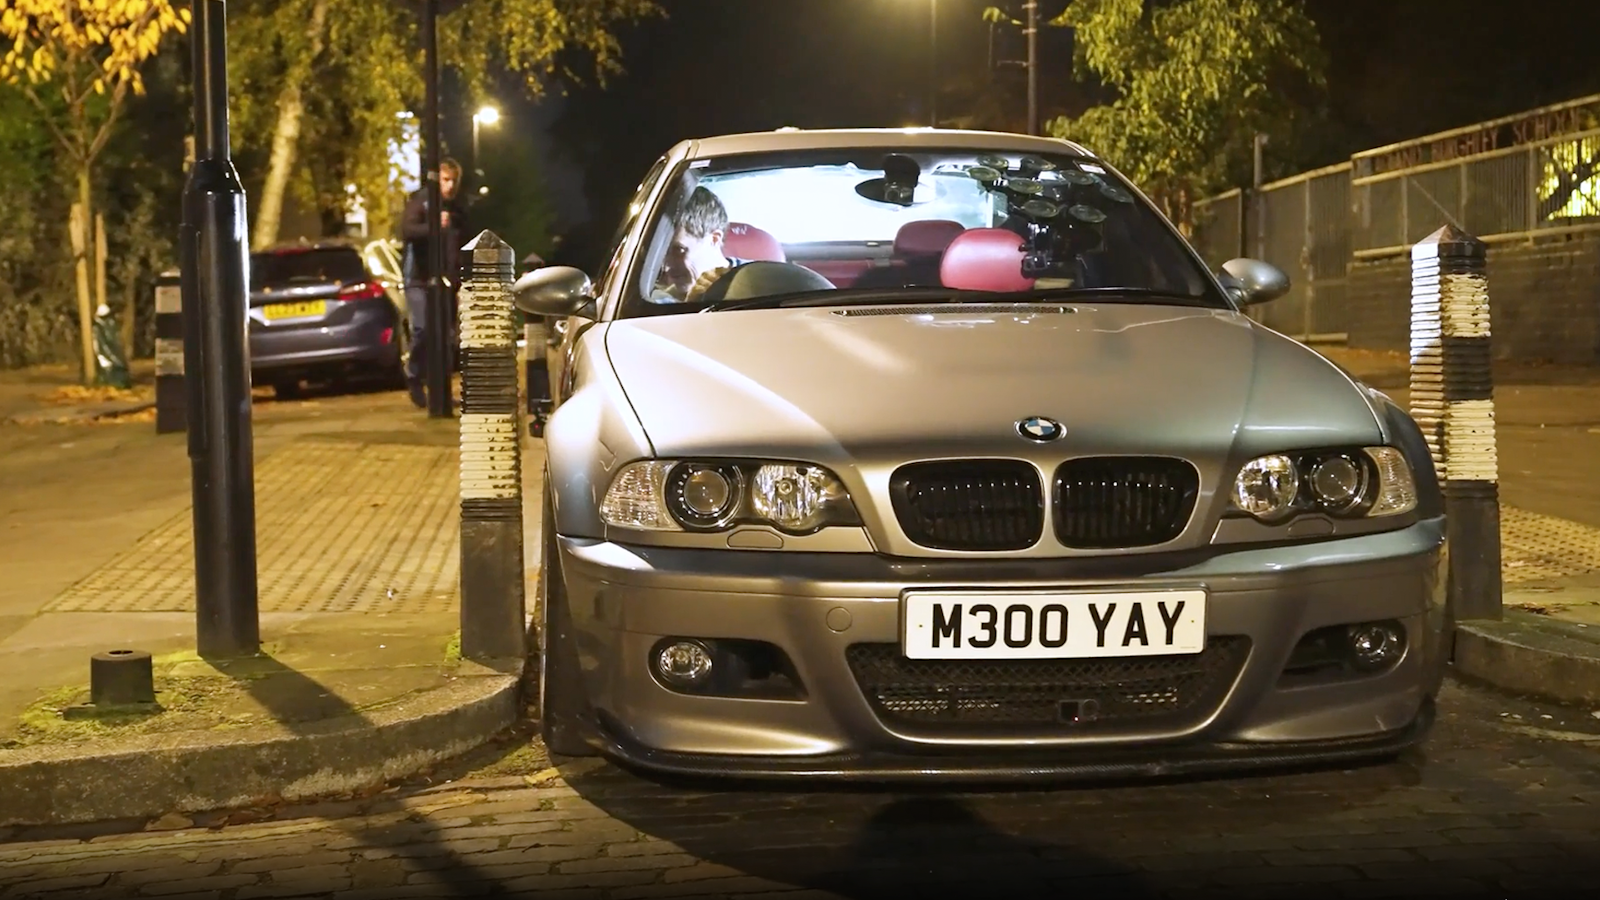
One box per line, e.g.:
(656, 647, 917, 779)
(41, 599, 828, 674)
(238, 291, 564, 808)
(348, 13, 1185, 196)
(181, 0, 260, 657)
(1409, 225, 1502, 621)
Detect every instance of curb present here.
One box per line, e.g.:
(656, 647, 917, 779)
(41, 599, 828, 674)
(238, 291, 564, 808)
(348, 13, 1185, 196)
(3, 400, 155, 426)
(1453, 611, 1600, 707)
(0, 671, 521, 828)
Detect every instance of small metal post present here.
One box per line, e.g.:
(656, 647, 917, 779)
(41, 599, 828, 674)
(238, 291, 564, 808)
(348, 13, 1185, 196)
(181, 0, 260, 658)
(458, 230, 526, 662)
(1409, 224, 1501, 621)
(153, 269, 185, 434)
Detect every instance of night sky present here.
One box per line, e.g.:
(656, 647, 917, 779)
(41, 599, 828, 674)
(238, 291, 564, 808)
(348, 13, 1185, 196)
(491, 0, 1600, 270)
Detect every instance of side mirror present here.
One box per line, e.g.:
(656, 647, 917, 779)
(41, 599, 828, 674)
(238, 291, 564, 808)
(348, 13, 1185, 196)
(1219, 258, 1291, 306)
(512, 265, 596, 318)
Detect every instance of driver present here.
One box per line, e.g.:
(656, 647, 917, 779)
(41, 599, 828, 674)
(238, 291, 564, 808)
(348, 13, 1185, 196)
(656, 186, 752, 302)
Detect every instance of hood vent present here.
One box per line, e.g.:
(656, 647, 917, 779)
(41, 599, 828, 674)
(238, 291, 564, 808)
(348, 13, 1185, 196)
(832, 303, 1078, 318)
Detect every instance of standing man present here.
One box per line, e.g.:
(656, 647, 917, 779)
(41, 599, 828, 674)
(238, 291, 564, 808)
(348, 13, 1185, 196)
(400, 158, 469, 409)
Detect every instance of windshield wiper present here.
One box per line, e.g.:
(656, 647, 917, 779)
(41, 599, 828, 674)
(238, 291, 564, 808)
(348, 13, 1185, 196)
(701, 286, 963, 312)
(702, 285, 1218, 313)
(956, 286, 1217, 306)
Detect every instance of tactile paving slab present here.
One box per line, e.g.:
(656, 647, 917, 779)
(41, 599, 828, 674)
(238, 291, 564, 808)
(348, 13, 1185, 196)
(45, 439, 460, 614)
(1501, 505, 1600, 585)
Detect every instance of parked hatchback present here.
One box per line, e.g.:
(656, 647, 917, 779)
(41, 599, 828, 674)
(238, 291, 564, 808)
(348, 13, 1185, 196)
(248, 240, 409, 398)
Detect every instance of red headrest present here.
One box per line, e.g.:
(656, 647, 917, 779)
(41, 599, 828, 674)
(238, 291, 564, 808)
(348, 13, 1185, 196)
(724, 222, 785, 262)
(939, 228, 1035, 292)
(894, 219, 966, 258)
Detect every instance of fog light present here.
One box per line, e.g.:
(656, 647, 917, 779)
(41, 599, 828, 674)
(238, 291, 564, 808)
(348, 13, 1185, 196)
(654, 639, 714, 689)
(1347, 621, 1405, 672)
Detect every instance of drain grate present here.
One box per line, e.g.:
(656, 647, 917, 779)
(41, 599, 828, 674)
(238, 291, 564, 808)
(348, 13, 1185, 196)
(45, 439, 461, 614)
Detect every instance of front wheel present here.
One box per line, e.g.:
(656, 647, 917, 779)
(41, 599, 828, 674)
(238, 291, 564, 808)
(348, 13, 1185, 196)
(537, 492, 599, 758)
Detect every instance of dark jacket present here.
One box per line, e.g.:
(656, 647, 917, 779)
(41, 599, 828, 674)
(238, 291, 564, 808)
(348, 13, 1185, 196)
(400, 187, 469, 287)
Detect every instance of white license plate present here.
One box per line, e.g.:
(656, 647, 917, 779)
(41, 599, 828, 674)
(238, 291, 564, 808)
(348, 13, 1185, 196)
(901, 589, 1207, 660)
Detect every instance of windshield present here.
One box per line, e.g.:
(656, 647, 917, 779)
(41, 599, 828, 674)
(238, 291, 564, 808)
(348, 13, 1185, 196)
(619, 146, 1225, 317)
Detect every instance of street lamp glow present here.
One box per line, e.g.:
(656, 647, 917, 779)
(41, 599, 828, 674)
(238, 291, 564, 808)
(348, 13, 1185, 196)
(474, 106, 500, 125)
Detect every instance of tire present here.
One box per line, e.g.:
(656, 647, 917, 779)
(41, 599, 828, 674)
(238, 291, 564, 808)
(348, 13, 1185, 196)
(537, 490, 599, 758)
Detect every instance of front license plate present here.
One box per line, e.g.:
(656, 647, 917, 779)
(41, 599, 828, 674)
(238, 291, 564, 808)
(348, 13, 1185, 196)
(261, 300, 328, 321)
(902, 589, 1207, 660)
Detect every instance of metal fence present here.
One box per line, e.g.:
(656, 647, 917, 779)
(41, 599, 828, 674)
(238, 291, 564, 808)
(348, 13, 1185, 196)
(1190, 92, 1600, 342)
(1352, 128, 1600, 257)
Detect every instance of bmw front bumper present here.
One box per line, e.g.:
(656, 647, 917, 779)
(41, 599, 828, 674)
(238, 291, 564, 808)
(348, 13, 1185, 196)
(554, 517, 1448, 782)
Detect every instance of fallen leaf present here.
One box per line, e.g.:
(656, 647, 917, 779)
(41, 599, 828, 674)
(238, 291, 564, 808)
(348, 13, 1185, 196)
(145, 812, 194, 832)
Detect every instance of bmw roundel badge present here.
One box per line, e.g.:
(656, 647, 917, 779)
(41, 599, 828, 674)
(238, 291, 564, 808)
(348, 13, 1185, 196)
(1016, 416, 1065, 442)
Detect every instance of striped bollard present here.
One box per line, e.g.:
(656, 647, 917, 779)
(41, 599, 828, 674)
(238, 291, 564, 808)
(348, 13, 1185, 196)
(457, 230, 527, 661)
(153, 268, 187, 434)
(1409, 224, 1501, 621)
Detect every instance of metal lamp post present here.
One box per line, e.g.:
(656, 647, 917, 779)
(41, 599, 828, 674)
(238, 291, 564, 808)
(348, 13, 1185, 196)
(1024, 0, 1038, 136)
(928, 0, 938, 128)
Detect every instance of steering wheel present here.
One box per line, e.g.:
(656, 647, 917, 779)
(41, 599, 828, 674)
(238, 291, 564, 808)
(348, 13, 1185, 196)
(692, 261, 837, 310)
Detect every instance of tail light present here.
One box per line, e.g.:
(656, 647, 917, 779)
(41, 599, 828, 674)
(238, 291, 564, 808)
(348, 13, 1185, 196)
(338, 280, 386, 300)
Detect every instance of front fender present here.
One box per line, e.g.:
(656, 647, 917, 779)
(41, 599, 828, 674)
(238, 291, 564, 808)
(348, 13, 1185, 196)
(544, 325, 655, 539)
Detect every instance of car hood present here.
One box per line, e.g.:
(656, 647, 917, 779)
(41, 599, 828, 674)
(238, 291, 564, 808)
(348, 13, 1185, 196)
(603, 303, 1384, 465)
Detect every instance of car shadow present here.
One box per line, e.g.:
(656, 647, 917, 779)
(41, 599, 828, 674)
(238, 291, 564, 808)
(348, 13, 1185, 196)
(564, 769, 1164, 898)
(557, 748, 1443, 898)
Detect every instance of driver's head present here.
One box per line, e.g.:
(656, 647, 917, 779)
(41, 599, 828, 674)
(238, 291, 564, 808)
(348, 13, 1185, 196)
(665, 187, 730, 290)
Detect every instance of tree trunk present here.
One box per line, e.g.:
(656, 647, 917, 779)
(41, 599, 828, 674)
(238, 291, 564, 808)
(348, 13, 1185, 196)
(251, 0, 331, 250)
(71, 167, 96, 385)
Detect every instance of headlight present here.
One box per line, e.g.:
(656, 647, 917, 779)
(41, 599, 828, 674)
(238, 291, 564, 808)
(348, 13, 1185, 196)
(1232, 454, 1299, 520)
(1230, 446, 1417, 522)
(599, 459, 861, 534)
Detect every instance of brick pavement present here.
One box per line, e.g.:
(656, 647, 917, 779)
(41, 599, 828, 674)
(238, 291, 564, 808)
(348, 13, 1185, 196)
(0, 679, 1596, 899)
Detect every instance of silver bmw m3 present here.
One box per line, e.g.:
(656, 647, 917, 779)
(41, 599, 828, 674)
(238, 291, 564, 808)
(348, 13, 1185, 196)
(515, 128, 1448, 782)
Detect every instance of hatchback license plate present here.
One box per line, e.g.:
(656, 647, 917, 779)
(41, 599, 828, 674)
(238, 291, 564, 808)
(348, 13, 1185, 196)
(261, 300, 327, 320)
(901, 589, 1206, 660)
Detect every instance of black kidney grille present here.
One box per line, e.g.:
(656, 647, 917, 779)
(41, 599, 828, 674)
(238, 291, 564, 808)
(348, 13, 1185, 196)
(890, 460, 1044, 551)
(1054, 456, 1200, 548)
(846, 637, 1250, 732)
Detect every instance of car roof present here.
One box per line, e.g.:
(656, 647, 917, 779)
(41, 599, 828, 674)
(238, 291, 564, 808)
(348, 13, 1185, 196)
(679, 127, 1098, 161)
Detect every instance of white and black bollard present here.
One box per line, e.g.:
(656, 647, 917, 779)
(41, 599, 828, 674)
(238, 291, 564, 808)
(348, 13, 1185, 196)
(1409, 224, 1502, 621)
(153, 268, 186, 435)
(457, 230, 526, 661)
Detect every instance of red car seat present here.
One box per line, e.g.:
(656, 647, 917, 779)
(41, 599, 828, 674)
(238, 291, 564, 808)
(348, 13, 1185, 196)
(724, 223, 786, 262)
(939, 228, 1035, 292)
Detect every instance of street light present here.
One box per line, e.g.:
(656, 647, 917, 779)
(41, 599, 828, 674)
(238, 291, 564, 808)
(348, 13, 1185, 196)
(472, 105, 499, 176)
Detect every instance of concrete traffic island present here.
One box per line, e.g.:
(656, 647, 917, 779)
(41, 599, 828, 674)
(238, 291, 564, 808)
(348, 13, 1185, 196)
(0, 618, 520, 827)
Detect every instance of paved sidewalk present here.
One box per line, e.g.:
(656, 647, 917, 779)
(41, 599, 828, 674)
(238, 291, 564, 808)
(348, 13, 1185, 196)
(0, 382, 533, 826)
